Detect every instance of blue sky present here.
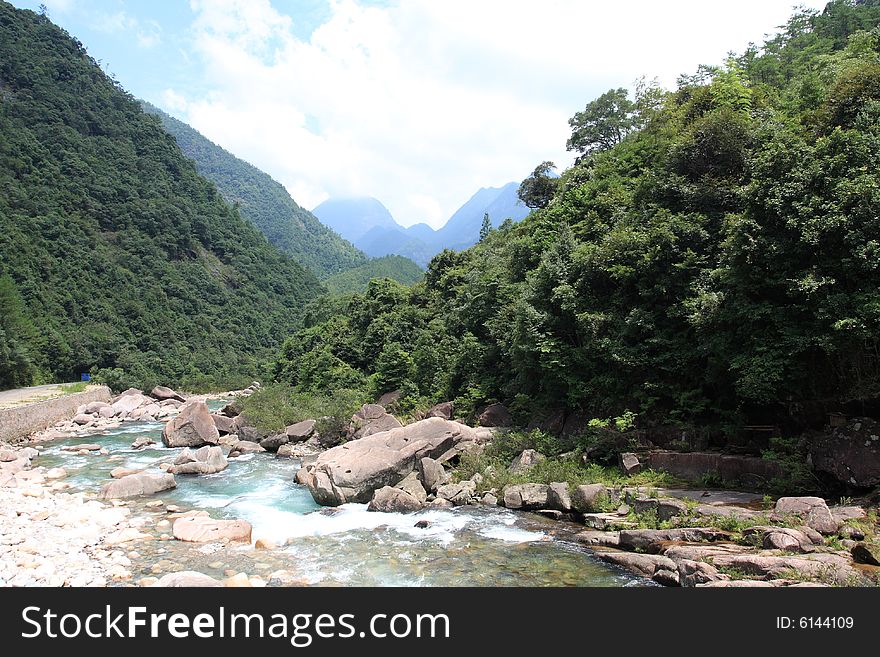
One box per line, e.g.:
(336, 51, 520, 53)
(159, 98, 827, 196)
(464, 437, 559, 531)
(13, 1, 829, 228)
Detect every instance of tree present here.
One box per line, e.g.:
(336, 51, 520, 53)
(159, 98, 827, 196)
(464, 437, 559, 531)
(518, 161, 558, 209)
(0, 276, 36, 389)
(479, 212, 492, 242)
(567, 88, 637, 156)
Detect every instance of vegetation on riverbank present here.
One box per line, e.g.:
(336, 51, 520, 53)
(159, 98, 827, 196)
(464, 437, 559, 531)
(0, 5, 322, 392)
(268, 2, 880, 441)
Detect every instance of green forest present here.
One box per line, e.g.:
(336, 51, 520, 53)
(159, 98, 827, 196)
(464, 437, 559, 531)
(142, 102, 368, 279)
(323, 255, 425, 295)
(0, 3, 322, 391)
(270, 0, 880, 437)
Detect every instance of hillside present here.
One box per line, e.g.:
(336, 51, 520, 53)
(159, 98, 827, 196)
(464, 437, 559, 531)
(272, 0, 880, 435)
(323, 256, 424, 295)
(0, 3, 322, 391)
(142, 102, 366, 279)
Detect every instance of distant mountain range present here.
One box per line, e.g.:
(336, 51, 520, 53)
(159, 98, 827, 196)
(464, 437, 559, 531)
(312, 184, 531, 267)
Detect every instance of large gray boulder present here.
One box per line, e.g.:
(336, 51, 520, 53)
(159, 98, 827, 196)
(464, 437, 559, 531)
(367, 486, 424, 513)
(111, 393, 150, 417)
(478, 403, 512, 427)
(98, 472, 177, 499)
(809, 417, 880, 488)
(211, 414, 236, 435)
(348, 404, 402, 440)
(169, 446, 228, 475)
(773, 497, 839, 535)
(417, 457, 448, 492)
(571, 484, 608, 513)
(286, 419, 317, 442)
(162, 401, 220, 448)
(303, 417, 475, 505)
(150, 386, 185, 403)
(502, 483, 550, 510)
(172, 516, 252, 543)
(510, 449, 545, 473)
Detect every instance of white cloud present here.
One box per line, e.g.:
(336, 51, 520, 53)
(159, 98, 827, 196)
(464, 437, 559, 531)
(163, 0, 827, 228)
(137, 19, 162, 49)
(92, 10, 137, 34)
(162, 88, 189, 113)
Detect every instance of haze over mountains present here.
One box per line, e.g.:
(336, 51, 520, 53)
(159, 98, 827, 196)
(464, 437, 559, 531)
(313, 185, 531, 267)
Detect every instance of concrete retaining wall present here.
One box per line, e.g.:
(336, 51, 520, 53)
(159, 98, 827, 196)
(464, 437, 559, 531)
(0, 386, 111, 443)
(643, 450, 785, 487)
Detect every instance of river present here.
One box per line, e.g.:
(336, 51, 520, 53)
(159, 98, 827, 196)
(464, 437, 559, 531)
(35, 401, 644, 587)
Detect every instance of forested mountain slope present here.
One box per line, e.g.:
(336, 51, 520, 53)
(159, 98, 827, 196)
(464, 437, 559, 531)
(0, 3, 322, 390)
(323, 256, 424, 295)
(272, 0, 880, 432)
(143, 102, 366, 279)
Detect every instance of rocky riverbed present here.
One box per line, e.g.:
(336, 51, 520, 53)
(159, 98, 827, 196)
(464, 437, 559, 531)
(3, 384, 879, 588)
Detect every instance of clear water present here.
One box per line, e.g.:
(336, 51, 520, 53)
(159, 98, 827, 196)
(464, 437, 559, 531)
(35, 402, 643, 587)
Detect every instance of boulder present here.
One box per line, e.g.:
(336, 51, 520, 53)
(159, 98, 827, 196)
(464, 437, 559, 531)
(376, 390, 402, 408)
(72, 414, 94, 425)
(118, 388, 144, 398)
(630, 497, 688, 521)
(110, 467, 142, 479)
(98, 472, 177, 499)
(235, 423, 265, 443)
(286, 419, 317, 442)
(510, 449, 545, 473)
(151, 386, 185, 402)
(305, 417, 474, 505)
(111, 393, 150, 417)
(161, 402, 220, 448)
(773, 497, 839, 535)
(618, 528, 731, 553)
(131, 436, 155, 450)
(436, 480, 476, 506)
(260, 433, 289, 452)
(619, 452, 641, 474)
(743, 526, 815, 552)
(417, 457, 448, 492)
(172, 516, 252, 543)
(348, 404, 402, 441)
(677, 559, 725, 587)
(219, 402, 241, 418)
(502, 483, 550, 510)
(169, 446, 228, 475)
(809, 416, 880, 488)
(367, 486, 424, 512)
(152, 571, 223, 587)
(598, 552, 677, 579)
(85, 401, 111, 414)
(62, 443, 101, 452)
(478, 403, 512, 428)
(851, 543, 880, 566)
(571, 484, 608, 513)
(98, 406, 116, 419)
(547, 482, 572, 511)
(426, 402, 454, 420)
(211, 414, 236, 435)
(229, 441, 266, 456)
(395, 472, 428, 504)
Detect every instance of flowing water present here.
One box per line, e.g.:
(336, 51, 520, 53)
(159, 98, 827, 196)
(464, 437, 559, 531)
(36, 403, 644, 587)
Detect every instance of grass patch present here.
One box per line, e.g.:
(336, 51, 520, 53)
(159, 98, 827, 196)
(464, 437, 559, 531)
(61, 382, 89, 394)
(237, 384, 366, 438)
(451, 451, 677, 492)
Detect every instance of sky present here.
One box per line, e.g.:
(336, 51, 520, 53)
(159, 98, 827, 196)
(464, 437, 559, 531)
(15, 0, 829, 228)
